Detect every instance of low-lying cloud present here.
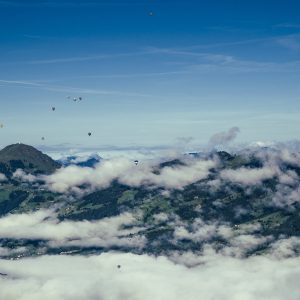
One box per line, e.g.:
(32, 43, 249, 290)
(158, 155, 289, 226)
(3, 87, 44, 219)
(0, 173, 7, 182)
(220, 165, 279, 185)
(0, 210, 145, 249)
(44, 157, 216, 193)
(0, 252, 300, 300)
(13, 169, 37, 183)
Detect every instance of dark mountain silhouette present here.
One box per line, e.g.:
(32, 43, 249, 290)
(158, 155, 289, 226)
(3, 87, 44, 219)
(0, 143, 61, 176)
(58, 154, 101, 168)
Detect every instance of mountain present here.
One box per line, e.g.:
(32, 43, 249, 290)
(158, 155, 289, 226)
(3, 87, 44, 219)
(0, 145, 300, 259)
(58, 154, 102, 168)
(0, 143, 61, 176)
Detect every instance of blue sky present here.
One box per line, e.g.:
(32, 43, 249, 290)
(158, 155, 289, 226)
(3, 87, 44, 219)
(1, 0, 300, 150)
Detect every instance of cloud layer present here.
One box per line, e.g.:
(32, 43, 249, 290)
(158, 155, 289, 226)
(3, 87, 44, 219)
(9, 141, 300, 209)
(0, 210, 145, 250)
(44, 157, 216, 193)
(0, 251, 300, 300)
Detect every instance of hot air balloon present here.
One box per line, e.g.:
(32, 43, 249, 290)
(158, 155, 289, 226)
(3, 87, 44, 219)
(88, 132, 92, 136)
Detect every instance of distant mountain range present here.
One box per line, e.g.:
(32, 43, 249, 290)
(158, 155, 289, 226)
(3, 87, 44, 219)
(58, 153, 102, 168)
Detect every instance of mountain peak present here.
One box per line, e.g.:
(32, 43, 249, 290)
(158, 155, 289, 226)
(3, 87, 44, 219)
(0, 143, 61, 175)
(1, 143, 40, 153)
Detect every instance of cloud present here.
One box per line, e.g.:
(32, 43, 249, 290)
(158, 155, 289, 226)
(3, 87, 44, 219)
(172, 217, 270, 258)
(0, 173, 7, 182)
(276, 34, 300, 50)
(274, 23, 300, 29)
(220, 165, 279, 185)
(0, 252, 300, 300)
(0, 205, 277, 260)
(26, 51, 146, 65)
(120, 159, 216, 189)
(277, 148, 300, 166)
(272, 184, 300, 208)
(0, 210, 145, 249)
(145, 46, 300, 74)
(1, 149, 300, 299)
(33, 142, 300, 212)
(0, 79, 150, 98)
(152, 213, 169, 224)
(0, 246, 27, 257)
(173, 218, 218, 243)
(174, 136, 195, 152)
(208, 127, 240, 148)
(220, 234, 271, 257)
(213, 147, 300, 208)
(13, 169, 37, 183)
(0, 79, 40, 86)
(44, 157, 216, 193)
(269, 237, 300, 259)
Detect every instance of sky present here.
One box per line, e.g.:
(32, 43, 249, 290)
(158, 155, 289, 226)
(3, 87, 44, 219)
(1, 0, 300, 151)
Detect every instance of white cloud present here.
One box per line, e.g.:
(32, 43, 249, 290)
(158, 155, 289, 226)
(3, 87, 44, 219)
(0, 173, 7, 182)
(208, 126, 240, 148)
(0, 246, 27, 257)
(173, 218, 218, 242)
(0, 252, 300, 300)
(272, 184, 300, 207)
(13, 169, 37, 183)
(172, 217, 269, 258)
(153, 213, 169, 224)
(44, 157, 216, 193)
(120, 159, 215, 190)
(0, 210, 145, 249)
(220, 165, 279, 185)
(279, 149, 300, 166)
(220, 234, 271, 257)
(269, 237, 300, 259)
